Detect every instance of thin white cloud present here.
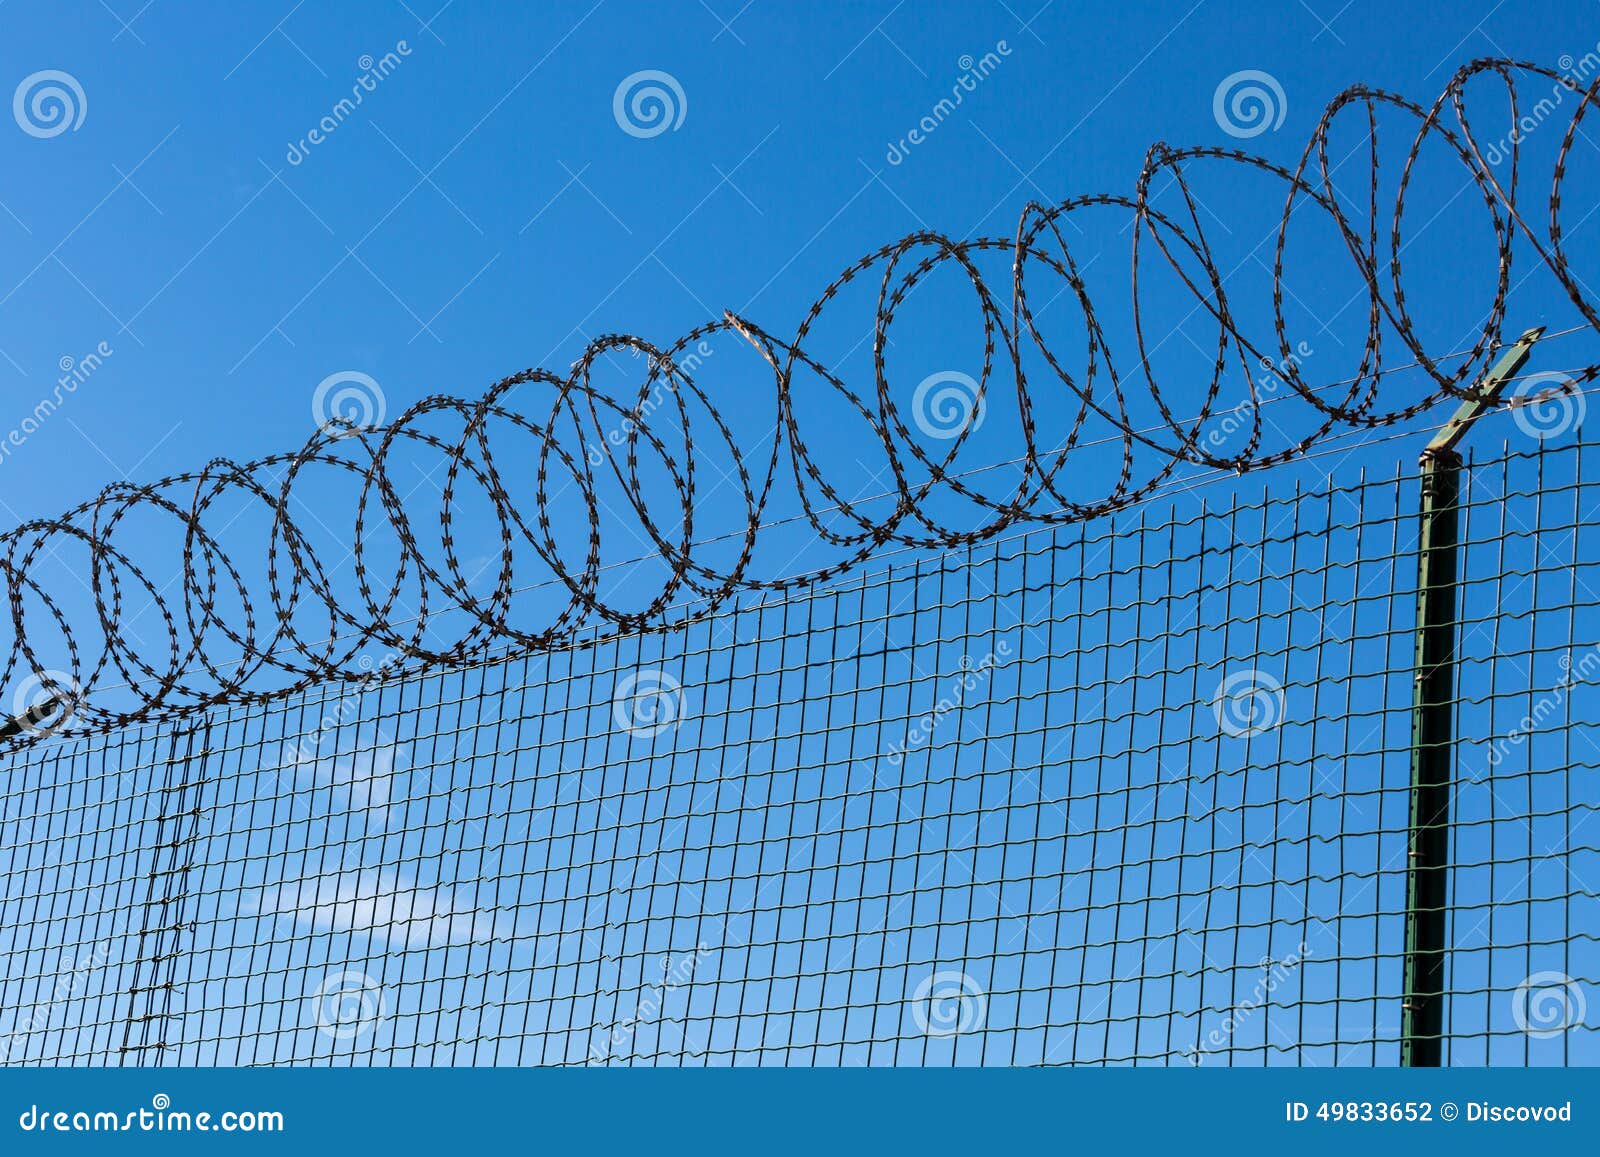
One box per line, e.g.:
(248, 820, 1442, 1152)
(282, 741, 401, 828)
(252, 868, 501, 951)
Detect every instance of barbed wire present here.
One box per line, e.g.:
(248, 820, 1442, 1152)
(6, 56, 1600, 741)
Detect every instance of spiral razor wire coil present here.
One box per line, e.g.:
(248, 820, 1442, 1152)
(6, 57, 1600, 740)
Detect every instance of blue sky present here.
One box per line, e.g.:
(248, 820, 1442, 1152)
(3, 0, 1600, 1068)
(4, 0, 1600, 700)
(0, 0, 1592, 527)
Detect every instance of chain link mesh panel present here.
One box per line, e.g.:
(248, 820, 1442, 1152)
(1, 432, 1596, 1066)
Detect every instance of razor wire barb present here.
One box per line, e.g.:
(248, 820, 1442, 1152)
(5, 55, 1600, 739)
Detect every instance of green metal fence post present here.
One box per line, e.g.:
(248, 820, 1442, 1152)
(1401, 326, 1543, 1067)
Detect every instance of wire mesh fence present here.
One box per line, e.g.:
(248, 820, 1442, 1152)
(0, 427, 1597, 1066)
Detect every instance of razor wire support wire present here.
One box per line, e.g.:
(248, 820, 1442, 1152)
(7, 57, 1600, 740)
(1400, 327, 1540, 1067)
